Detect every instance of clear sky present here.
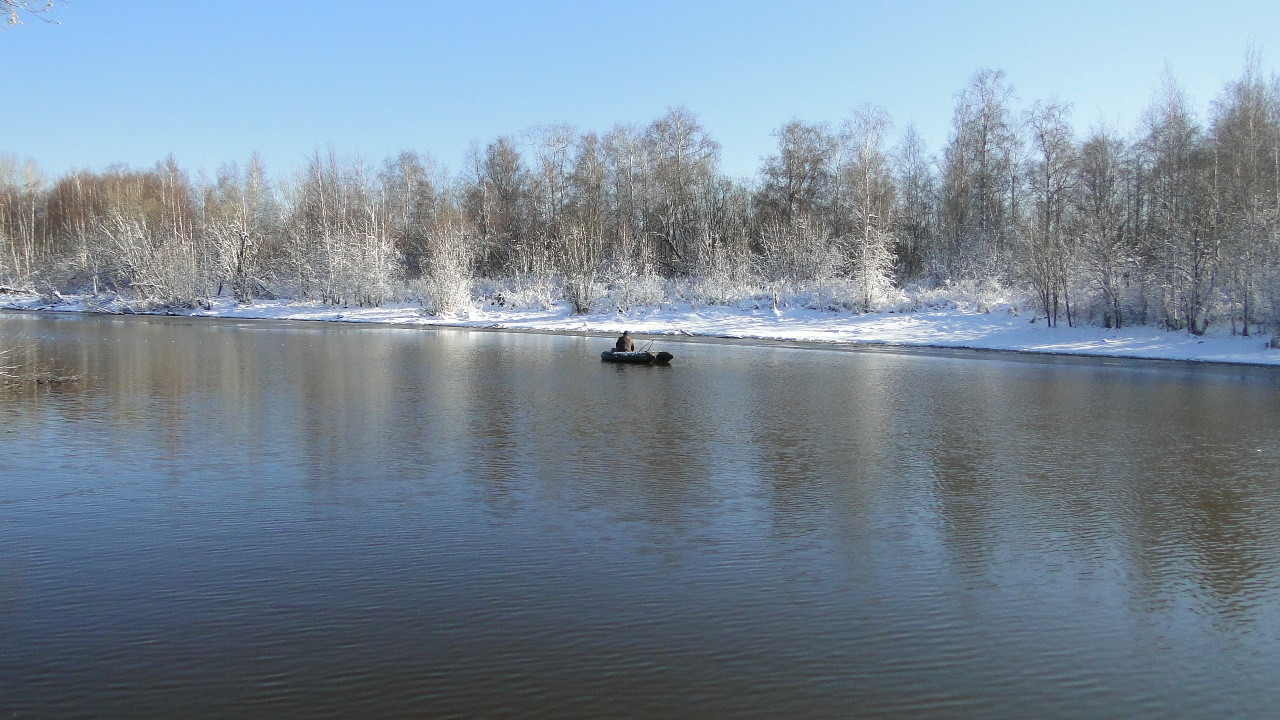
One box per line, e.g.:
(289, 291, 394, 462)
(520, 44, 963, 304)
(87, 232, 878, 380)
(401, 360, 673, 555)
(3, 0, 1278, 183)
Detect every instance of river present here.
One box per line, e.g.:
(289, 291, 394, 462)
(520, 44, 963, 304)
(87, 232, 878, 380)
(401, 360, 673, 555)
(2, 311, 1278, 719)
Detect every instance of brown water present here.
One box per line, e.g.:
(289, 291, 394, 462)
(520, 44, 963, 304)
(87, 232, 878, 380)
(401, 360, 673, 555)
(2, 311, 1278, 719)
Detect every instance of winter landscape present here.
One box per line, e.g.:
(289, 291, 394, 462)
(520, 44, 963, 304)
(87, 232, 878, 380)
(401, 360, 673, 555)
(4, 287, 1279, 366)
(5, 54, 1280, 364)
(4, 3, 1280, 720)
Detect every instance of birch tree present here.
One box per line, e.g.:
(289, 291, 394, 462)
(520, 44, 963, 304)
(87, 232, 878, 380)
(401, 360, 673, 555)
(756, 119, 837, 227)
(204, 153, 276, 302)
(0, 156, 44, 287)
(1140, 76, 1215, 333)
(78, 162, 205, 305)
(643, 107, 720, 275)
(44, 170, 108, 292)
(938, 68, 1019, 281)
(418, 213, 476, 315)
(285, 150, 400, 306)
(893, 124, 936, 282)
(1209, 53, 1280, 336)
(463, 137, 529, 277)
(841, 104, 897, 311)
(379, 150, 445, 279)
(1023, 101, 1077, 326)
(602, 124, 650, 274)
(1075, 127, 1132, 328)
(559, 131, 608, 313)
(3, 0, 57, 28)
(528, 124, 575, 240)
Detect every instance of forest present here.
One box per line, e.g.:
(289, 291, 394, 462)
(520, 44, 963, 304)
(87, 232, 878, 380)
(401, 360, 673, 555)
(3, 62, 1280, 341)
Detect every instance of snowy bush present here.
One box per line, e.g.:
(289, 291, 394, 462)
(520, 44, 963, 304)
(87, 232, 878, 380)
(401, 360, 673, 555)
(416, 225, 476, 315)
(756, 218, 840, 290)
(604, 271, 667, 312)
(688, 247, 756, 307)
(468, 274, 557, 311)
(563, 274, 600, 314)
(507, 275, 558, 309)
(415, 275, 470, 315)
(94, 213, 207, 308)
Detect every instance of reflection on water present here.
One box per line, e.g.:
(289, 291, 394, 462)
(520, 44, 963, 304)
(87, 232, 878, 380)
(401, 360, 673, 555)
(2, 312, 1279, 719)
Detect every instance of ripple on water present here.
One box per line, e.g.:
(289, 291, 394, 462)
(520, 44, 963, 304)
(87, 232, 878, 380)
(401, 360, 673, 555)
(2, 314, 1279, 719)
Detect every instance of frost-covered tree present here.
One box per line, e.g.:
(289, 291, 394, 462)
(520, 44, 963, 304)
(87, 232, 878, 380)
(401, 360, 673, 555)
(283, 150, 400, 306)
(1023, 100, 1077, 326)
(1139, 75, 1215, 333)
(938, 68, 1020, 281)
(68, 160, 205, 305)
(601, 124, 650, 273)
(643, 107, 720, 275)
(418, 214, 476, 315)
(9, 58, 1280, 338)
(0, 155, 44, 287)
(203, 153, 278, 303)
(757, 215, 839, 297)
(1209, 53, 1280, 337)
(463, 137, 530, 277)
(558, 131, 609, 313)
(524, 121, 576, 244)
(44, 170, 108, 292)
(379, 150, 446, 279)
(690, 174, 752, 292)
(1074, 126, 1133, 328)
(892, 124, 936, 282)
(840, 104, 897, 311)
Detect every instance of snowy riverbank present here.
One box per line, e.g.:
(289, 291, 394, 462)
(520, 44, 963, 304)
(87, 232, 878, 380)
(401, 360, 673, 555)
(3, 291, 1279, 367)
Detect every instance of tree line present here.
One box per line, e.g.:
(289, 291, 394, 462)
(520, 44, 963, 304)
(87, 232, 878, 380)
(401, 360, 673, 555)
(3, 61, 1280, 341)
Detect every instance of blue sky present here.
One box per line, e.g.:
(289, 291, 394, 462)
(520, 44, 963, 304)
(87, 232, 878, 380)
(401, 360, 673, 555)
(3, 0, 1278, 182)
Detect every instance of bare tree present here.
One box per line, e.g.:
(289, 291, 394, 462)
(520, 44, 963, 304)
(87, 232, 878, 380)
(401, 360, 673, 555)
(528, 123, 576, 243)
(418, 212, 476, 315)
(1075, 126, 1132, 328)
(204, 153, 278, 303)
(602, 124, 651, 276)
(557, 132, 610, 313)
(690, 174, 752, 300)
(44, 170, 109, 293)
(463, 137, 530, 277)
(757, 215, 839, 299)
(7, 59, 1280, 336)
(643, 107, 720, 275)
(378, 150, 445, 279)
(72, 161, 207, 306)
(1210, 51, 1280, 337)
(284, 150, 400, 306)
(938, 68, 1019, 281)
(0, 155, 44, 288)
(841, 104, 897, 311)
(1023, 100, 1077, 326)
(1140, 73, 1215, 333)
(756, 119, 838, 227)
(892, 124, 936, 282)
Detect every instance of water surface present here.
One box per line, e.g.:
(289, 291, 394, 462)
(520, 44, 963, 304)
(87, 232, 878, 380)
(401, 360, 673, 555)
(2, 312, 1278, 718)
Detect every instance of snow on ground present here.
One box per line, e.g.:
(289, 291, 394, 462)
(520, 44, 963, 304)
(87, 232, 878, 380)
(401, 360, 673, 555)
(3, 291, 1279, 366)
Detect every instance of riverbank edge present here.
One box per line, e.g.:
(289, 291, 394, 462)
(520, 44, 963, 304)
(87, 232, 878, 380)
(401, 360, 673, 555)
(4, 293, 1279, 368)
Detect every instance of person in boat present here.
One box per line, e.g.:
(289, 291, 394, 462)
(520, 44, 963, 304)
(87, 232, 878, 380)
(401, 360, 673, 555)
(615, 330, 635, 352)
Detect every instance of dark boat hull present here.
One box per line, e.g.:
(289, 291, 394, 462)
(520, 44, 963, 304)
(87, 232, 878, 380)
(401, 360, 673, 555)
(601, 349, 673, 364)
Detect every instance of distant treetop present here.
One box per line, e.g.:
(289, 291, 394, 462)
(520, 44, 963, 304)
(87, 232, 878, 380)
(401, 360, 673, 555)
(3, 1, 60, 29)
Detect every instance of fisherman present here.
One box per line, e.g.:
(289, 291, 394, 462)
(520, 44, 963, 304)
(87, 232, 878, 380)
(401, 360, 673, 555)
(615, 330, 635, 352)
